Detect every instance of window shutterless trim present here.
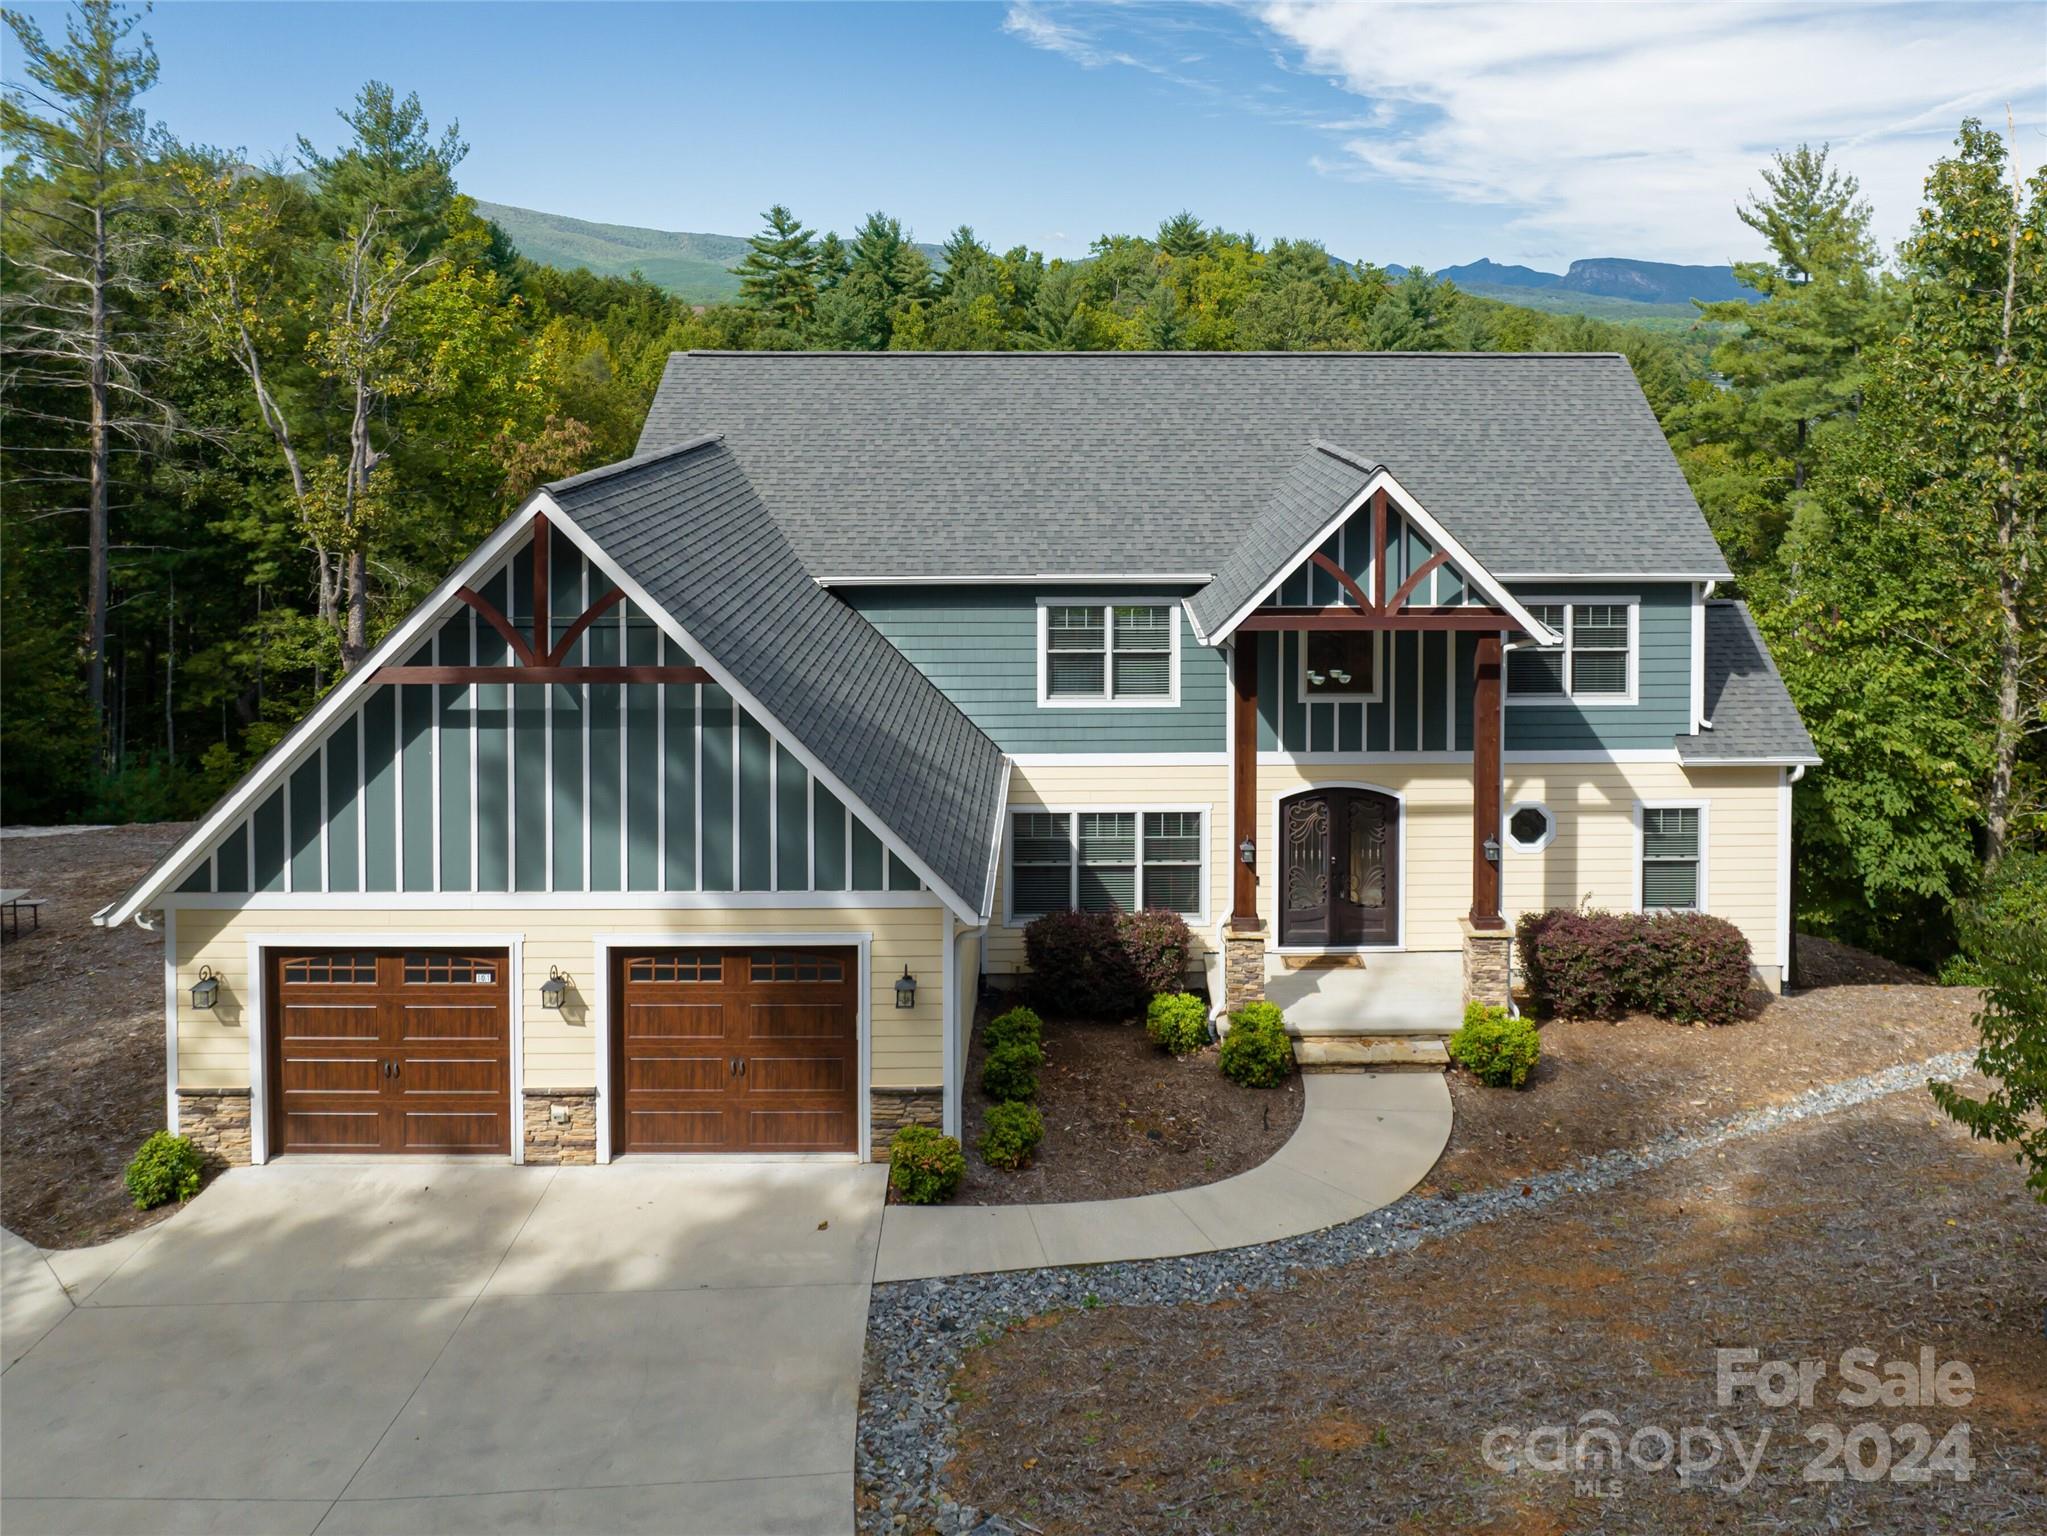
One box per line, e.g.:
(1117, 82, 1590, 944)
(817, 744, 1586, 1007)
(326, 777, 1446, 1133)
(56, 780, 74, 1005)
(1003, 803, 1211, 927)
(1505, 594, 1640, 708)
(1035, 597, 1183, 708)
(1633, 798, 1709, 913)
(1294, 628, 1385, 705)
(1503, 801, 1556, 854)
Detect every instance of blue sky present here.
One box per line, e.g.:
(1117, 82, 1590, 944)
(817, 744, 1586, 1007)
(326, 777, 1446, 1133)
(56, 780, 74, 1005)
(18, 1, 2045, 268)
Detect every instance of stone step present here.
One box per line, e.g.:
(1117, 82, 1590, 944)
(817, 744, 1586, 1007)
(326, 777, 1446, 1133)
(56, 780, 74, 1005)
(1292, 1035, 1450, 1072)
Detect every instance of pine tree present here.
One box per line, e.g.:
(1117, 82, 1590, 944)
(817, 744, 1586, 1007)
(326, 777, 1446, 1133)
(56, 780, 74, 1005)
(1, 0, 179, 762)
(1156, 210, 1209, 261)
(731, 204, 818, 325)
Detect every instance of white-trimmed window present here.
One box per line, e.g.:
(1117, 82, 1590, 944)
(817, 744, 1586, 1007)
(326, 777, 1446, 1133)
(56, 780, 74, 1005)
(1007, 808, 1207, 921)
(1639, 804, 1705, 911)
(1507, 598, 1637, 705)
(1504, 802, 1555, 853)
(1297, 630, 1383, 703)
(1038, 599, 1180, 706)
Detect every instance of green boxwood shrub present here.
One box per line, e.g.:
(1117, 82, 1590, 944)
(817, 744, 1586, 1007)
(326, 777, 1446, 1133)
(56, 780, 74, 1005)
(888, 1124, 966, 1204)
(1517, 908, 1752, 1024)
(980, 1039, 1043, 1101)
(1219, 1001, 1295, 1087)
(978, 1101, 1044, 1168)
(1447, 1002, 1542, 1088)
(982, 1005, 1044, 1054)
(1145, 992, 1210, 1056)
(124, 1130, 203, 1210)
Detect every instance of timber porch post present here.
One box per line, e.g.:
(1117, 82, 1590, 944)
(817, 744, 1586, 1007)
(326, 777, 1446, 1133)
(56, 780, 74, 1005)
(1461, 631, 1513, 1007)
(1223, 633, 1266, 1011)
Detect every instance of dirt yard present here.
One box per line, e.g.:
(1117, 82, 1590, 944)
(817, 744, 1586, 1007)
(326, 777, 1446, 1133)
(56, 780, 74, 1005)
(956, 1004, 1304, 1206)
(947, 1090, 2046, 1533)
(0, 822, 192, 1248)
(1433, 934, 1981, 1195)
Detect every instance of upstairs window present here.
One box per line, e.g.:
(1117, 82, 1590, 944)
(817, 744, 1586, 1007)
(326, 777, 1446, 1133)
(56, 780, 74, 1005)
(1300, 630, 1382, 702)
(1008, 808, 1206, 921)
(1507, 599, 1636, 704)
(1640, 805, 1703, 911)
(1040, 601, 1178, 705)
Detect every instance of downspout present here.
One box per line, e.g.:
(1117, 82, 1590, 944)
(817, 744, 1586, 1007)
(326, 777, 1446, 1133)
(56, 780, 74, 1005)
(942, 919, 987, 1140)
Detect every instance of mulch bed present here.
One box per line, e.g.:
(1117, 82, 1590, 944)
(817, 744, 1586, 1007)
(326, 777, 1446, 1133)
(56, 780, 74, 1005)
(0, 822, 194, 1249)
(954, 1003, 1304, 1206)
(946, 1087, 2047, 1533)
(1432, 933, 1981, 1196)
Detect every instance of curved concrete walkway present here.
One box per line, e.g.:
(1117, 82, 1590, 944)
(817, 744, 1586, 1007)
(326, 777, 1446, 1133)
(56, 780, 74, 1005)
(875, 1070, 1452, 1282)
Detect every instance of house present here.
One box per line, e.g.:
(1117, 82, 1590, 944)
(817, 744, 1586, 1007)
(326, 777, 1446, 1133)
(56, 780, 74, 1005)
(101, 351, 1817, 1168)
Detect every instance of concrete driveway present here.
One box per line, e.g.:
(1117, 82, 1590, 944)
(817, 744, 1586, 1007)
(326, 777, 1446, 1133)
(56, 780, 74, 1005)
(1, 1160, 887, 1536)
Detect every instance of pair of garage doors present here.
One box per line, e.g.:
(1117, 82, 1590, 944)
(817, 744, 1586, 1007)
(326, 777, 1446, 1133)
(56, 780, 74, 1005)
(267, 946, 859, 1156)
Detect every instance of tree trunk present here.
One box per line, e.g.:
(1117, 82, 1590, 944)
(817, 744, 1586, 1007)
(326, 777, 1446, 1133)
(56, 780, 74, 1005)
(1983, 155, 2028, 870)
(86, 203, 110, 769)
(344, 548, 369, 669)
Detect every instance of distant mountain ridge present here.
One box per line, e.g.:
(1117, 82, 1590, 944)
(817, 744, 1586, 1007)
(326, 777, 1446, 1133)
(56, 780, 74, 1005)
(480, 199, 1757, 313)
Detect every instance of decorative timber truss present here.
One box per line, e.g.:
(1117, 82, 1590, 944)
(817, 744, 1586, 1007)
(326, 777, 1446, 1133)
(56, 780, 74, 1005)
(1236, 490, 1520, 634)
(366, 512, 713, 687)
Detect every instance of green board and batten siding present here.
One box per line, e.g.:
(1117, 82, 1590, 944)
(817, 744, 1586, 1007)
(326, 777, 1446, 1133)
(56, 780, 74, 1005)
(177, 538, 918, 898)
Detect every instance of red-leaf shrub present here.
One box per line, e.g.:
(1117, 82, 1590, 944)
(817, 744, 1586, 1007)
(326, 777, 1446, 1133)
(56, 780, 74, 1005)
(1022, 908, 1193, 1019)
(1117, 908, 1193, 998)
(1517, 908, 1753, 1025)
(1023, 911, 1140, 1018)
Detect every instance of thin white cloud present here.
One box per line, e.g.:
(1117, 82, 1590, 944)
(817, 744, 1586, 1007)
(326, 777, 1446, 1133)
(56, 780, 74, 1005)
(1254, 0, 2043, 262)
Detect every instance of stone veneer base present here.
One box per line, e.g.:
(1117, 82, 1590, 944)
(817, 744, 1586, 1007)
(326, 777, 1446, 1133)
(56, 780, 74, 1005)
(176, 1087, 253, 1167)
(1459, 918, 1514, 1010)
(522, 1088, 598, 1165)
(1222, 925, 1268, 1012)
(870, 1086, 943, 1162)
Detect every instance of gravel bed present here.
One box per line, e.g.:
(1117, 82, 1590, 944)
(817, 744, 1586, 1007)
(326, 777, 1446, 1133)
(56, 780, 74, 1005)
(857, 1049, 1978, 1535)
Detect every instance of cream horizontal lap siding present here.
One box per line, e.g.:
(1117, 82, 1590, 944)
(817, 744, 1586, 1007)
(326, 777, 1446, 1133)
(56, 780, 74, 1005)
(1499, 762, 1783, 967)
(986, 760, 1232, 975)
(171, 903, 950, 1095)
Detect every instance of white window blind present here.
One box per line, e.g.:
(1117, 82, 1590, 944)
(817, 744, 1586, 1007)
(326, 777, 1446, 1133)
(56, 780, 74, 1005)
(1009, 809, 1205, 920)
(1642, 806, 1700, 910)
(1043, 603, 1174, 702)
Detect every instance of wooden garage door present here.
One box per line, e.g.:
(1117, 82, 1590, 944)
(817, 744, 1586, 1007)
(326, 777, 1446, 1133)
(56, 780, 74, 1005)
(268, 950, 511, 1155)
(613, 947, 859, 1155)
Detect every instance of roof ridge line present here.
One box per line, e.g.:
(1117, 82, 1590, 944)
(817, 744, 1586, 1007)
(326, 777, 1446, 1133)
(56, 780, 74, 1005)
(675, 349, 1629, 361)
(544, 433, 724, 495)
(1309, 439, 1384, 475)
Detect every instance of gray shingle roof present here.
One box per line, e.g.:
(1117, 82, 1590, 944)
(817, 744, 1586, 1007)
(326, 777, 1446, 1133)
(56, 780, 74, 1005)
(637, 352, 1729, 582)
(1676, 600, 1819, 764)
(547, 440, 1009, 912)
(1185, 443, 1378, 638)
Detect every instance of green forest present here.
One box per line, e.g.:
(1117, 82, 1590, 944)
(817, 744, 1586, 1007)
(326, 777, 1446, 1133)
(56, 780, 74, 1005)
(2, 2, 2041, 968)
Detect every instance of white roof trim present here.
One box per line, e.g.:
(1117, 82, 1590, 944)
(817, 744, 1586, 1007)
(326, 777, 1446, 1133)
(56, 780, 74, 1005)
(536, 494, 989, 927)
(816, 573, 1212, 588)
(100, 502, 548, 928)
(108, 489, 996, 930)
(1201, 462, 1560, 647)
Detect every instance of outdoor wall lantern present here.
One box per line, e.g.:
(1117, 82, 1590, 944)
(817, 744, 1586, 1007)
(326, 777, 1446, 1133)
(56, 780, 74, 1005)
(540, 967, 568, 1010)
(190, 966, 219, 1010)
(1483, 834, 1502, 865)
(894, 966, 918, 1009)
(1238, 836, 1256, 867)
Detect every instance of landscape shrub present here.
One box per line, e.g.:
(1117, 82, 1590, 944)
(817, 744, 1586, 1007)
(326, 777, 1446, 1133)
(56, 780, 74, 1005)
(980, 1039, 1043, 1102)
(1517, 908, 1752, 1025)
(1023, 911, 1140, 1018)
(978, 1101, 1044, 1168)
(981, 1004, 1044, 1054)
(1219, 1001, 1295, 1087)
(1447, 1002, 1542, 1088)
(888, 1125, 966, 1204)
(1117, 908, 1193, 999)
(124, 1131, 203, 1210)
(1145, 991, 1210, 1056)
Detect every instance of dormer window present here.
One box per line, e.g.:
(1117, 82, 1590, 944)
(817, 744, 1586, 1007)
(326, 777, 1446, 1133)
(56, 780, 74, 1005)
(1038, 599, 1180, 706)
(1507, 599, 1637, 705)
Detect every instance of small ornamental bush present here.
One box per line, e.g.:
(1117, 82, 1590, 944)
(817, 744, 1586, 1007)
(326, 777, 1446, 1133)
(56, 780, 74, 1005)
(1219, 1001, 1295, 1087)
(1023, 911, 1141, 1018)
(980, 1039, 1043, 1102)
(1448, 1002, 1542, 1088)
(982, 1005, 1044, 1054)
(1117, 909, 1193, 999)
(888, 1125, 966, 1204)
(1517, 908, 1752, 1025)
(124, 1131, 203, 1211)
(978, 1101, 1045, 1169)
(1146, 992, 1210, 1056)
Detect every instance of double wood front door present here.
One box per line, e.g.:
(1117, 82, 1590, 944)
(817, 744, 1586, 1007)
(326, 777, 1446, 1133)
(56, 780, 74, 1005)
(1278, 788, 1399, 947)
